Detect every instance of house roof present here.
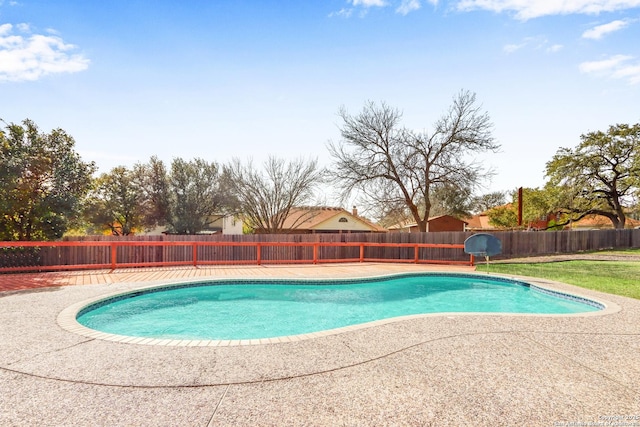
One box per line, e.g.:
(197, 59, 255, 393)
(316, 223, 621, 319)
(386, 219, 416, 230)
(280, 207, 387, 232)
(430, 214, 468, 224)
(569, 214, 640, 229)
(386, 215, 468, 230)
(464, 213, 494, 230)
(465, 208, 640, 230)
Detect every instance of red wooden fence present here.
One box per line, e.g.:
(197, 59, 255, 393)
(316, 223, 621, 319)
(0, 240, 472, 273)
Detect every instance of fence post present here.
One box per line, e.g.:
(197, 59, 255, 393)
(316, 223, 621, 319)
(313, 243, 318, 264)
(110, 243, 117, 270)
(414, 245, 419, 263)
(256, 243, 261, 265)
(359, 244, 364, 262)
(193, 243, 198, 267)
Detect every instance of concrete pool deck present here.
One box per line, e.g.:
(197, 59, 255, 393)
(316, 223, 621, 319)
(1, 263, 639, 426)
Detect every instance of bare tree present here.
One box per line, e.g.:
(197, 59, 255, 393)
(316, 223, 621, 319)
(225, 157, 323, 233)
(429, 183, 474, 218)
(470, 191, 507, 214)
(328, 90, 499, 231)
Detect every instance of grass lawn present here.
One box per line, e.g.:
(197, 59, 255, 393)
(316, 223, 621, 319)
(480, 251, 640, 300)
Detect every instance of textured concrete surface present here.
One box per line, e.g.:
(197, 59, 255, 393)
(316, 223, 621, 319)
(1, 264, 639, 426)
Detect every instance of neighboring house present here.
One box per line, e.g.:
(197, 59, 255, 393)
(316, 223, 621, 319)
(465, 204, 556, 231)
(464, 212, 493, 231)
(143, 213, 244, 235)
(277, 206, 387, 234)
(566, 214, 640, 230)
(387, 215, 468, 233)
(466, 204, 640, 231)
(208, 214, 244, 234)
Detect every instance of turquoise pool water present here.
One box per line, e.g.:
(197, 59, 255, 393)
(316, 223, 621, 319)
(76, 274, 601, 340)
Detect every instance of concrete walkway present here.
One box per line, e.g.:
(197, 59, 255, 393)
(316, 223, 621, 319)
(1, 264, 639, 426)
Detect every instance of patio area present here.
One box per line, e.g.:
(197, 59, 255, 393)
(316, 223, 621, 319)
(1, 263, 639, 426)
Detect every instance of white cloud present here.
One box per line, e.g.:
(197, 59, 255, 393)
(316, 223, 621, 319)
(456, 0, 640, 20)
(328, 8, 354, 18)
(503, 36, 560, 54)
(0, 23, 11, 36)
(397, 0, 422, 15)
(329, 0, 386, 18)
(351, 0, 386, 6)
(579, 54, 640, 84)
(547, 44, 563, 53)
(612, 63, 640, 84)
(582, 19, 630, 39)
(579, 54, 632, 72)
(503, 42, 525, 53)
(331, 0, 438, 17)
(0, 23, 89, 82)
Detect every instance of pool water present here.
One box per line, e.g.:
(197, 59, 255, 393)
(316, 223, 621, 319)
(76, 274, 601, 340)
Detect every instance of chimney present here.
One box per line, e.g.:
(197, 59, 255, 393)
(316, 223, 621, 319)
(517, 187, 523, 227)
(352, 206, 358, 217)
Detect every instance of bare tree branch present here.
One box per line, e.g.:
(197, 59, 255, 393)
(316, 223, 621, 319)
(225, 157, 324, 233)
(328, 90, 498, 231)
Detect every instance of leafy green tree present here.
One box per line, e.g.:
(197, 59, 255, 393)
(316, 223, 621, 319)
(129, 156, 231, 235)
(486, 204, 518, 228)
(85, 166, 146, 235)
(545, 123, 640, 229)
(89, 157, 228, 236)
(0, 119, 95, 240)
(520, 187, 556, 228)
(486, 187, 556, 229)
(133, 156, 170, 230)
(165, 158, 229, 234)
(328, 90, 498, 231)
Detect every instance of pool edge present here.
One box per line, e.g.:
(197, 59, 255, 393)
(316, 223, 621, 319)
(57, 271, 621, 347)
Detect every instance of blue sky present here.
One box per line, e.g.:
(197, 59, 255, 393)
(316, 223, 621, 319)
(1, 0, 639, 204)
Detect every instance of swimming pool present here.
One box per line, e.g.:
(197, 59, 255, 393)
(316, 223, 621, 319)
(74, 273, 603, 341)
